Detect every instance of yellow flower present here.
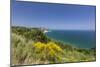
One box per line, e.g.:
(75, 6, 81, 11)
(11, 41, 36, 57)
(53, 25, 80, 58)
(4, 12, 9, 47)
(33, 41, 64, 61)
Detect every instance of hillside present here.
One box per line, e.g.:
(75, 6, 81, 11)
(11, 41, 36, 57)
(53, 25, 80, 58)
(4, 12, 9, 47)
(11, 26, 96, 65)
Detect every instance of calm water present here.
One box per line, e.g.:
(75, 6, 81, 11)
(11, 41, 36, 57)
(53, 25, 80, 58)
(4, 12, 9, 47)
(46, 30, 96, 48)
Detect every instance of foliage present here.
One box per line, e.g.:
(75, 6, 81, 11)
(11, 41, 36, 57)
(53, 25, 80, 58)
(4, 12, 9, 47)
(12, 26, 50, 43)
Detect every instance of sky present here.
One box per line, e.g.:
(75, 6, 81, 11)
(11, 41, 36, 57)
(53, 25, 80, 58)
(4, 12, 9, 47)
(12, 0, 96, 30)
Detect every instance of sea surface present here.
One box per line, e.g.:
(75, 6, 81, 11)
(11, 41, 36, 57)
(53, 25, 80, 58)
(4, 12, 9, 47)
(46, 30, 96, 49)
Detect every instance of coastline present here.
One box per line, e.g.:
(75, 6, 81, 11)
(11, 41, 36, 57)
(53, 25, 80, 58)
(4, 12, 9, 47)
(11, 26, 96, 65)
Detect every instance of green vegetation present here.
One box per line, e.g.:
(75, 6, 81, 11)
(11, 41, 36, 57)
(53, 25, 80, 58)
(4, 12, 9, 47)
(11, 26, 96, 65)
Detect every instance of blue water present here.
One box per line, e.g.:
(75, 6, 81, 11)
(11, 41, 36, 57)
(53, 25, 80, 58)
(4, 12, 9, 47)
(46, 30, 96, 49)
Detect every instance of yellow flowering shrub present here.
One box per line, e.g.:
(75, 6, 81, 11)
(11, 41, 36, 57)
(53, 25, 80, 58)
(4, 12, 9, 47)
(47, 42, 63, 52)
(33, 42, 65, 62)
(34, 42, 46, 49)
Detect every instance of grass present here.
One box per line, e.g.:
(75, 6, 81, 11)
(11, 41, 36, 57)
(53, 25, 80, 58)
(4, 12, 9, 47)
(11, 26, 96, 65)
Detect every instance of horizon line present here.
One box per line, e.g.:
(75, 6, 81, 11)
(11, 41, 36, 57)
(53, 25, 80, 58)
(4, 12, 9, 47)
(11, 25, 95, 31)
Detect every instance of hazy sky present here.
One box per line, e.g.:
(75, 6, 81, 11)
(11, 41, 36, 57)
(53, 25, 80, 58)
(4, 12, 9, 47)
(12, 0, 96, 30)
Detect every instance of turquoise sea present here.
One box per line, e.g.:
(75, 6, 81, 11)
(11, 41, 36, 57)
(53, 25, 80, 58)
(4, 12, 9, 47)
(46, 30, 96, 49)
